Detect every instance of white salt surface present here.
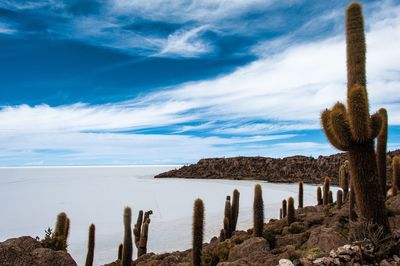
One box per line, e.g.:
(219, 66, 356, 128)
(0, 166, 338, 265)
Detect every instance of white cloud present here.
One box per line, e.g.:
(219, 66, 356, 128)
(1, 0, 400, 164)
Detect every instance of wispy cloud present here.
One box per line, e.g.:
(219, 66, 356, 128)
(0, 0, 399, 165)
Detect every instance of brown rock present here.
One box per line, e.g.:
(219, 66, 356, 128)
(0, 236, 77, 266)
(303, 226, 347, 253)
(228, 237, 269, 262)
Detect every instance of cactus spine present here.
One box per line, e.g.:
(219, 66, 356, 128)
(376, 108, 388, 198)
(282, 199, 287, 218)
(287, 197, 295, 225)
(253, 184, 264, 237)
(323, 177, 330, 206)
(134, 210, 152, 257)
(231, 189, 240, 232)
(317, 187, 322, 205)
(321, 2, 389, 231)
(339, 161, 350, 200)
(337, 190, 343, 209)
(298, 181, 303, 208)
(121, 207, 133, 266)
(192, 199, 204, 266)
(85, 224, 95, 266)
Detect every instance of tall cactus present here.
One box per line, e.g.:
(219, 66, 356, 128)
(321, 2, 389, 231)
(224, 196, 232, 238)
(287, 197, 295, 225)
(317, 187, 322, 205)
(231, 189, 240, 232)
(298, 181, 304, 208)
(376, 108, 388, 198)
(121, 207, 133, 266)
(192, 199, 204, 266)
(339, 161, 350, 200)
(134, 210, 152, 257)
(253, 184, 264, 237)
(85, 224, 95, 266)
(282, 199, 287, 218)
(323, 177, 330, 206)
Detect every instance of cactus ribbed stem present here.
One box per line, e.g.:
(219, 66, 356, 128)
(121, 207, 133, 266)
(253, 184, 264, 237)
(192, 199, 204, 266)
(323, 177, 330, 206)
(317, 187, 323, 205)
(298, 181, 303, 208)
(287, 197, 295, 225)
(85, 224, 95, 266)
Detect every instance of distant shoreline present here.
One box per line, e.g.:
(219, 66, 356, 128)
(0, 164, 182, 169)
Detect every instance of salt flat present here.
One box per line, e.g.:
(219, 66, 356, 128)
(0, 166, 337, 265)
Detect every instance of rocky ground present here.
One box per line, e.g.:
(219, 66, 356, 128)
(104, 194, 400, 266)
(155, 150, 400, 186)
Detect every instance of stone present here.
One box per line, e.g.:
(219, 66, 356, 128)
(278, 259, 294, 266)
(228, 237, 269, 262)
(303, 226, 347, 253)
(0, 236, 77, 266)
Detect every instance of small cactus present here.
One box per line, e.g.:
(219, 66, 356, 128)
(323, 177, 330, 206)
(134, 210, 152, 257)
(317, 187, 323, 205)
(193, 199, 204, 266)
(54, 212, 69, 249)
(282, 199, 287, 218)
(287, 197, 295, 225)
(298, 181, 304, 208)
(279, 208, 282, 219)
(121, 207, 133, 266)
(85, 224, 95, 266)
(253, 184, 264, 237)
(337, 190, 343, 209)
(328, 191, 333, 204)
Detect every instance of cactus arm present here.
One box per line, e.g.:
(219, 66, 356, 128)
(329, 105, 352, 148)
(347, 84, 371, 142)
(321, 109, 349, 151)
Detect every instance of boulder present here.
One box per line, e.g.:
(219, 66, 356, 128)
(0, 236, 77, 266)
(228, 237, 269, 262)
(303, 226, 347, 253)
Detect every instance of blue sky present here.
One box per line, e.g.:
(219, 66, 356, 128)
(0, 0, 400, 165)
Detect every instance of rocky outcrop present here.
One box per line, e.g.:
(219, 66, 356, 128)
(155, 150, 400, 185)
(0, 236, 77, 266)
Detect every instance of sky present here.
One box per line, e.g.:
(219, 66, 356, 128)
(0, 0, 400, 166)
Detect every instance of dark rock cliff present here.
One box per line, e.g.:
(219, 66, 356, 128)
(155, 150, 400, 185)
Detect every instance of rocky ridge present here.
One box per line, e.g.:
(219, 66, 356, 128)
(155, 150, 400, 185)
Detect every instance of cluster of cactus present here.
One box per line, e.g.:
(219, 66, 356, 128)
(253, 184, 264, 237)
(41, 212, 70, 251)
(134, 210, 153, 257)
(220, 189, 240, 240)
(392, 156, 400, 196)
(85, 224, 95, 266)
(339, 161, 350, 200)
(192, 198, 204, 266)
(321, 2, 389, 231)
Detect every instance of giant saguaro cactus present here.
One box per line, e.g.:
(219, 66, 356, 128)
(321, 2, 389, 231)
